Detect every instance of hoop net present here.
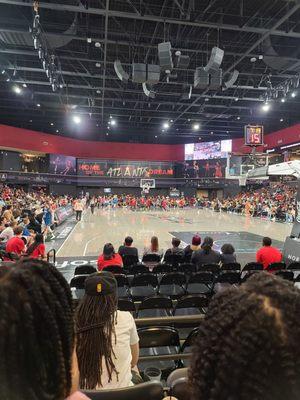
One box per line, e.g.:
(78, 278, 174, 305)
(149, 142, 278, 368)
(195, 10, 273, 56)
(239, 176, 247, 187)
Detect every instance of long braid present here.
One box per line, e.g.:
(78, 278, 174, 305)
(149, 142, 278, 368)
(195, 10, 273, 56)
(189, 272, 300, 400)
(76, 293, 118, 389)
(0, 260, 74, 400)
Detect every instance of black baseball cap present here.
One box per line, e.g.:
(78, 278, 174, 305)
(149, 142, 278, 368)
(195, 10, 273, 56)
(84, 271, 117, 296)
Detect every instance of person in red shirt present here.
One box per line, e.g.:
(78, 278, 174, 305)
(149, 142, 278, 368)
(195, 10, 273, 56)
(256, 237, 282, 270)
(97, 243, 123, 271)
(26, 233, 46, 260)
(5, 225, 25, 257)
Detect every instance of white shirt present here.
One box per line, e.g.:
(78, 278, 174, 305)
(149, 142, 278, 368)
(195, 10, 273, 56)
(0, 226, 14, 242)
(97, 311, 139, 390)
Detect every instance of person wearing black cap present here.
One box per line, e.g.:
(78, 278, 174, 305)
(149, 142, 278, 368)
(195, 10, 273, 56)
(76, 272, 140, 390)
(118, 236, 139, 258)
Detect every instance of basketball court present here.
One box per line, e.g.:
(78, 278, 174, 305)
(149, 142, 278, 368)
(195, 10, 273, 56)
(51, 207, 289, 282)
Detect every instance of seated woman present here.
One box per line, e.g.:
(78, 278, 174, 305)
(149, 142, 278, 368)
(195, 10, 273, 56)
(76, 272, 140, 390)
(0, 259, 89, 400)
(191, 236, 221, 266)
(189, 272, 300, 400)
(220, 243, 237, 265)
(184, 235, 201, 262)
(143, 236, 164, 259)
(97, 243, 123, 271)
(25, 233, 46, 260)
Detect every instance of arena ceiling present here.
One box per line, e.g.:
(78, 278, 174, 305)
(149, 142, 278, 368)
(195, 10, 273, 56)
(0, 0, 300, 144)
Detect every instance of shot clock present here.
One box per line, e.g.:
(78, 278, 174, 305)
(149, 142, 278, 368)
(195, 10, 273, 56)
(244, 125, 264, 146)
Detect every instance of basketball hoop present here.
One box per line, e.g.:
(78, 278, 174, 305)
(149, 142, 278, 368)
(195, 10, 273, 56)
(142, 183, 150, 195)
(239, 176, 247, 187)
(140, 178, 155, 195)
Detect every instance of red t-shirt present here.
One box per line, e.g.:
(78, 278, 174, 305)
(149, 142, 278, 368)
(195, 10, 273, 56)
(97, 253, 123, 271)
(29, 243, 46, 259)
(256, 246, 282, 269)
(6, 236, 25, 255)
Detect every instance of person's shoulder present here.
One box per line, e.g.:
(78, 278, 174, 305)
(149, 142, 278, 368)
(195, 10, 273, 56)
(117, 310, 134, 324)
(67, 391, 90, 400)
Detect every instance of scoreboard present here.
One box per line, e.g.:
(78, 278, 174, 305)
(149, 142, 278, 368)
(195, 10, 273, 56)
(244, 125, 264, 146)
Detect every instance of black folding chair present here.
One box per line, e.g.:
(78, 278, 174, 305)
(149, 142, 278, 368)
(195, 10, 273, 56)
(267, 262, 286, 272)
(158, 272, 186, 299)
(174, 295, 207, 339)
(142, 254, 162, 264)
(138, 326, 180, 379)
(115, 274, 130, 298)
(275, 270, 294, 281)
(199, 263, 220, 274)
(74, 264, 97, 276)
(180, 327, 199, 367)
(214, 271, 240, 293)
(128, 263, 149, 275)
(186, 272, 214, 295)
(103, 265, 123, 274)
(221, 262, 241, 271)
(164, 253, 185, 268)
(83, 381, 164, 400)
(130, 274, 158, 301)
(286, 262, 300, 270)
(122, 254, 139, 269)
(177, 263, 197, 275)
(241, 262, 263, 280)
(137, 296, 173, 318)
(118, 298, 136, 316)
(70, 275, 87, 289)
(153, 263, 173, 274)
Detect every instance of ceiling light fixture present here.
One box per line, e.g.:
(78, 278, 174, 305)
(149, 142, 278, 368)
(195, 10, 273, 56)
(281, 98, 286, 103)
(22, 83, 27, 88)
(237, 116, 241, 120)
(50, 122, 54, 126)
(73, 115, 81, 124)
(1, 70, 5, 74)
(163, 122, 170, 129)
(234, 97, 239, 101)
(262, 102, 270, 112)
(111, 120, 116, 126)
(280, 118, 284, 122)
(37, 103, 41, 107)
(193, 123, 200, 130)
(13, 85, 22, 94)
(291, 92, 297, 98)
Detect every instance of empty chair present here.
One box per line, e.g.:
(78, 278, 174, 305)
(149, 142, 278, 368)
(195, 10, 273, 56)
(294, 273, 300, 289)
(180, 327, 199, 367)
(243, 262, 263, 271)
(286, 262, 300, 270)
(142, 254, 162, 264)
(118, 299, 136, 316)
(138, 296, 173, 318)
(153, 263, 173, 274)
(74, 264, 97, 276)
(103, 265, 123, 274)
(199, 263, 220, 274)
(130, 274, 158, 301)
(186, 272, 214, 295)
(214, 271, 240, 293)
(267, 262, 286, 272)
(128, 263, 149, 275)
(115, 274, 130, 298)
(83, 381, 164, 400)
(122, 254, 139, 269)
(70, 275, 87, 290)
(221, 262, 241, 271)
(164, 253, 185, 267)
(174, 295, 207, 339)
(275, 270, 294, 281)
(177, 263, 197, 275)
(138, 326, 180, 378)
(158, 273, 186, 299)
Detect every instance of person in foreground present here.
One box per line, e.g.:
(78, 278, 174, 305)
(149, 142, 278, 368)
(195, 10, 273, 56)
(256, 236, 282, 269)
(189, 272, 300, 400)
(76, 272, 140, 390)
(0, 259, 89, 400)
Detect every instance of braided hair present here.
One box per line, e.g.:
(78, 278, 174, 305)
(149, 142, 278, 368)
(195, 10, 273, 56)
(76, 292, 118, 389)
(189, 272, 300, 400)
(0, 259, 74, 400)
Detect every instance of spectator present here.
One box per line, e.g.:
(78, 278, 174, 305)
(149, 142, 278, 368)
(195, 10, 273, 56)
(184, 235, 201, 262)
(143, 236, 164, 258)
(74, 199, 84, 221)
(220, 243, 237, 264)
(189, 272, 300, 400)
(0, 259, 89, 400)
(76, 272, 140, 390)
(0, 221, 17, 244)
(27, 214, 42, 233)
(164, 237, 185, 258)
(256, 237, 282, 270)
(191, 236, 221, 266)
(97, 243, 123, 271)
(5, 225, 26, 257)
(26, 233, 46, 260)
(118, 236, 139, 258)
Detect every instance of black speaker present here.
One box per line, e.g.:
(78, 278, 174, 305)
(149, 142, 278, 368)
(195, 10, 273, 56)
(158, 41, 173, 72)
(176, 54, 190, 69)
(210, 68, 223, 90)
(132, 63, 147, 83)
(194, 67, 209, 89)
(114, 60, 129, 82)
(204, 46, 224, 73)
(146, 64, 160, 85)
(224, 69, 239, 89)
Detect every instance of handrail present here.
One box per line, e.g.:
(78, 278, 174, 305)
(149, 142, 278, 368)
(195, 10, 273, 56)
(139, 353, 191, 362)
(135, 314, 204, 326)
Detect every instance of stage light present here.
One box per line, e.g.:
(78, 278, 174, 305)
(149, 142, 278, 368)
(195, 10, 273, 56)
(193, 123, 200, 130)
(56, 129, 59, 133)
(155, 135, 158, 138)
(170, 119, 173, 122)
(1, 70, 5, 74)
(22, 83, 27, 88)
(106, 132, 109, 136)
(235, 97, 239, 101)
(111, 120, 116, 126)
(262, 102, 270, 112)
(280, 118, 284, 122)
(281, 98, 286, 103)
(50, 122, 54, 126)
(163, 122, 169, 129)
(73, 115, 81, 124)
(37, 103, 41, 107)
(291, 92, 297, 98)
(95, 63, 101, 68)
(210, 131, 214, 135)
(6, 78, 10, 82)
(13, 86, 22, 95)
(237, 116, 240, 120)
